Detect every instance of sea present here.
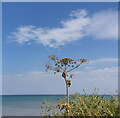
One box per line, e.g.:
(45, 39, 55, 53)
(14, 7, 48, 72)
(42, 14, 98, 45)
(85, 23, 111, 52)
(0, 95, 117, 116)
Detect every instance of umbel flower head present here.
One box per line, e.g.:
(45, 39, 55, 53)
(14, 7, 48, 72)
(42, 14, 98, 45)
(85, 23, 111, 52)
(45, 63, 53, 72)
(79, 59, 88, 63)
(59, 58, 74, 65)
(48, 55, 58, 61)
(46, 55, 88, 74)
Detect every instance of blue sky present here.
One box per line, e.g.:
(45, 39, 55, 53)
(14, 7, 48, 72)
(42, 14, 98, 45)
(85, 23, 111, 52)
(2, 2, 118, 95)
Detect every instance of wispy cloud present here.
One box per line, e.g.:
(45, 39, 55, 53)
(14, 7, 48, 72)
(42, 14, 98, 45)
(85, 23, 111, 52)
(3, 67, 117, 82)
(3, 66, 118, 95)
(3, 71, 54, 80)
(86, 10, 118, 40)
(83, 58, 117, 70)
(9, 9, 118, 48)
(90, 58, 118, 65)
(71, 66, 118, 95)
(73, 67, 117, 81)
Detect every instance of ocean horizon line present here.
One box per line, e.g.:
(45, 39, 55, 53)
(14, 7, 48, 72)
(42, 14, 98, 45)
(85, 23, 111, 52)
(1, 94, 118, 96)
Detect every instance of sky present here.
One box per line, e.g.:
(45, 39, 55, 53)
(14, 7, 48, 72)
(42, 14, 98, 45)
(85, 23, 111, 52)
(2, 2, 118, 95)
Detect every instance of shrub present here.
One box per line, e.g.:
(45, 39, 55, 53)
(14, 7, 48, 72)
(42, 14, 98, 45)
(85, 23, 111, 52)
(40, 92, 119, 117)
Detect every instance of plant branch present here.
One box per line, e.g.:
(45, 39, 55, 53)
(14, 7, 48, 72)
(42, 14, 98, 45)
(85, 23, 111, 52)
(54, 60, 64, 71)
(65, 65, 67, 72)
(59, 66, 64, 71)
(67, 62, 83, 72)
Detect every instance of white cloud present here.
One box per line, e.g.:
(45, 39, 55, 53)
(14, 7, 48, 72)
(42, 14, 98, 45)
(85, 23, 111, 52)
(71, 66, 118, 95)
(9, 9, 118, 48)
(83, 58, 117, 71)
(3, 66, 118, 95)
(86, 10, 118, 40)
(90, 58, 118, 65)
(73, 67, 118, 81)
(3, 71, 54, 80)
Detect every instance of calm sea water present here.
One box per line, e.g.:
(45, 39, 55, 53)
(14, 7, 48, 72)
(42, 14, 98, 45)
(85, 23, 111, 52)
(1, 95, 116, 116)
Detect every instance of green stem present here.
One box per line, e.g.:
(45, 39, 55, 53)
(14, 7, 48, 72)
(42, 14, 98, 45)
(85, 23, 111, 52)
(64, 77, 70, 117)
(66, 79, 69, 106)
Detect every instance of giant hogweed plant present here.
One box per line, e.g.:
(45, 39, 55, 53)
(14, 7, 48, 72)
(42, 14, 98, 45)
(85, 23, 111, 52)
(45, 55, 88, 116)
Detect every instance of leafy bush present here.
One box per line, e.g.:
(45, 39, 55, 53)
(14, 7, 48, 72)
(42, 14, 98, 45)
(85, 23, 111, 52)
(40, 92, 119, 117)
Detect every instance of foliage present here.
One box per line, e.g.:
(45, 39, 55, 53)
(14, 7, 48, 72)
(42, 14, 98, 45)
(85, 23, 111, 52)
(40, 92, 119, 117)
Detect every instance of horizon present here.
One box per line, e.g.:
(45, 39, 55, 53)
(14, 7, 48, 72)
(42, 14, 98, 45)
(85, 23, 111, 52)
(1, 93, 118, 96)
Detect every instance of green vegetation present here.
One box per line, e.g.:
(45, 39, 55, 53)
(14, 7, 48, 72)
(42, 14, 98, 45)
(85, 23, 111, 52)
(40, 92, 119, 117)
